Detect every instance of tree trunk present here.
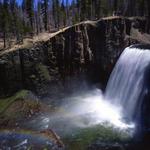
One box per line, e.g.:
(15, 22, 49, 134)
(3, 32, 6, 48)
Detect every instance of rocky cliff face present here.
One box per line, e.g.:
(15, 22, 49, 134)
(0, 17, 148, 97)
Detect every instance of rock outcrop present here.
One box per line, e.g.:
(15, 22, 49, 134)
(0, 16, 148, 97)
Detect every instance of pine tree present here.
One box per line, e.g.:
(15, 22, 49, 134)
(37, 0, 43, 33)
(56, 0, 60, 29)
(113, 0, 118, 13)
(61, 0, 67, 27)
(0, 1, 2, 30)
(146, 0, 150, 33)
(76, 0, 81, 21)
(41, 0, 48, 31)
(52, 0, 61, 29)
(137, 0, 145, 16)
(87, 0, 92, 19)
(80, 0, 87, 20)
(52, 0, 57, 28)
(10, 0, 21, 43)
(65, 0, 70, 25)
(25, 0, 34, 35)
(93, 0, 101, 19)
(1, 0, 11, 48)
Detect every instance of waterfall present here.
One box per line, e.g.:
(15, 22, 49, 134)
(30, 45, 150, 131)
(105, 45, 150, 121)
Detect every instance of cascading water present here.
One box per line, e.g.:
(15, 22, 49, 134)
(25, 45, 150, 137)
(105, 45, 150, 122)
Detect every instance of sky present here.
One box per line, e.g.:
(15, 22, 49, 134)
(16, 0, 23, 5)
(16, 0, 72, 6)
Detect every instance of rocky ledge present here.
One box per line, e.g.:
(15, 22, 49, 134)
(0, 16, 148, 97)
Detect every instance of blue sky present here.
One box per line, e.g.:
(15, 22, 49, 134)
(16, 0, 72, 5)
(16, 0, 23, 5)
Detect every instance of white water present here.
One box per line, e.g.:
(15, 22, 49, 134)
(65, 89, 134, 129)
(30, 46, 150, 132)
(66, 46, 150, 129)
(105, 46, 150, 121)
(36, 89, 134, 132)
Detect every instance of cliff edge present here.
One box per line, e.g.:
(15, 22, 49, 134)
(0, 16, 148, 97)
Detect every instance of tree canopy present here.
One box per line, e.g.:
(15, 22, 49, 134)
(0, 0, 149, 49)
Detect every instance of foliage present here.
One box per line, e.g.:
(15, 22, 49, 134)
(0, 90, 29, 115)
(0, 90, 40, 127)
(0, 0, 150, 48)
(63, 124, 131, 150)
(36, 63, 51, 81)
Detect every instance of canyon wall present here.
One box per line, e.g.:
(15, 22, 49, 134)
(0, 17, 147, 97)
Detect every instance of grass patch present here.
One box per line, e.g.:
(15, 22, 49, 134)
(0, 90, 41, 127)
(36, 63, 51, 81)
(63, 124, 131, 150)
(0, 90, 29, 115)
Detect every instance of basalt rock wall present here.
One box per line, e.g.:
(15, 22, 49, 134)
(0, 17, 147, 97)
